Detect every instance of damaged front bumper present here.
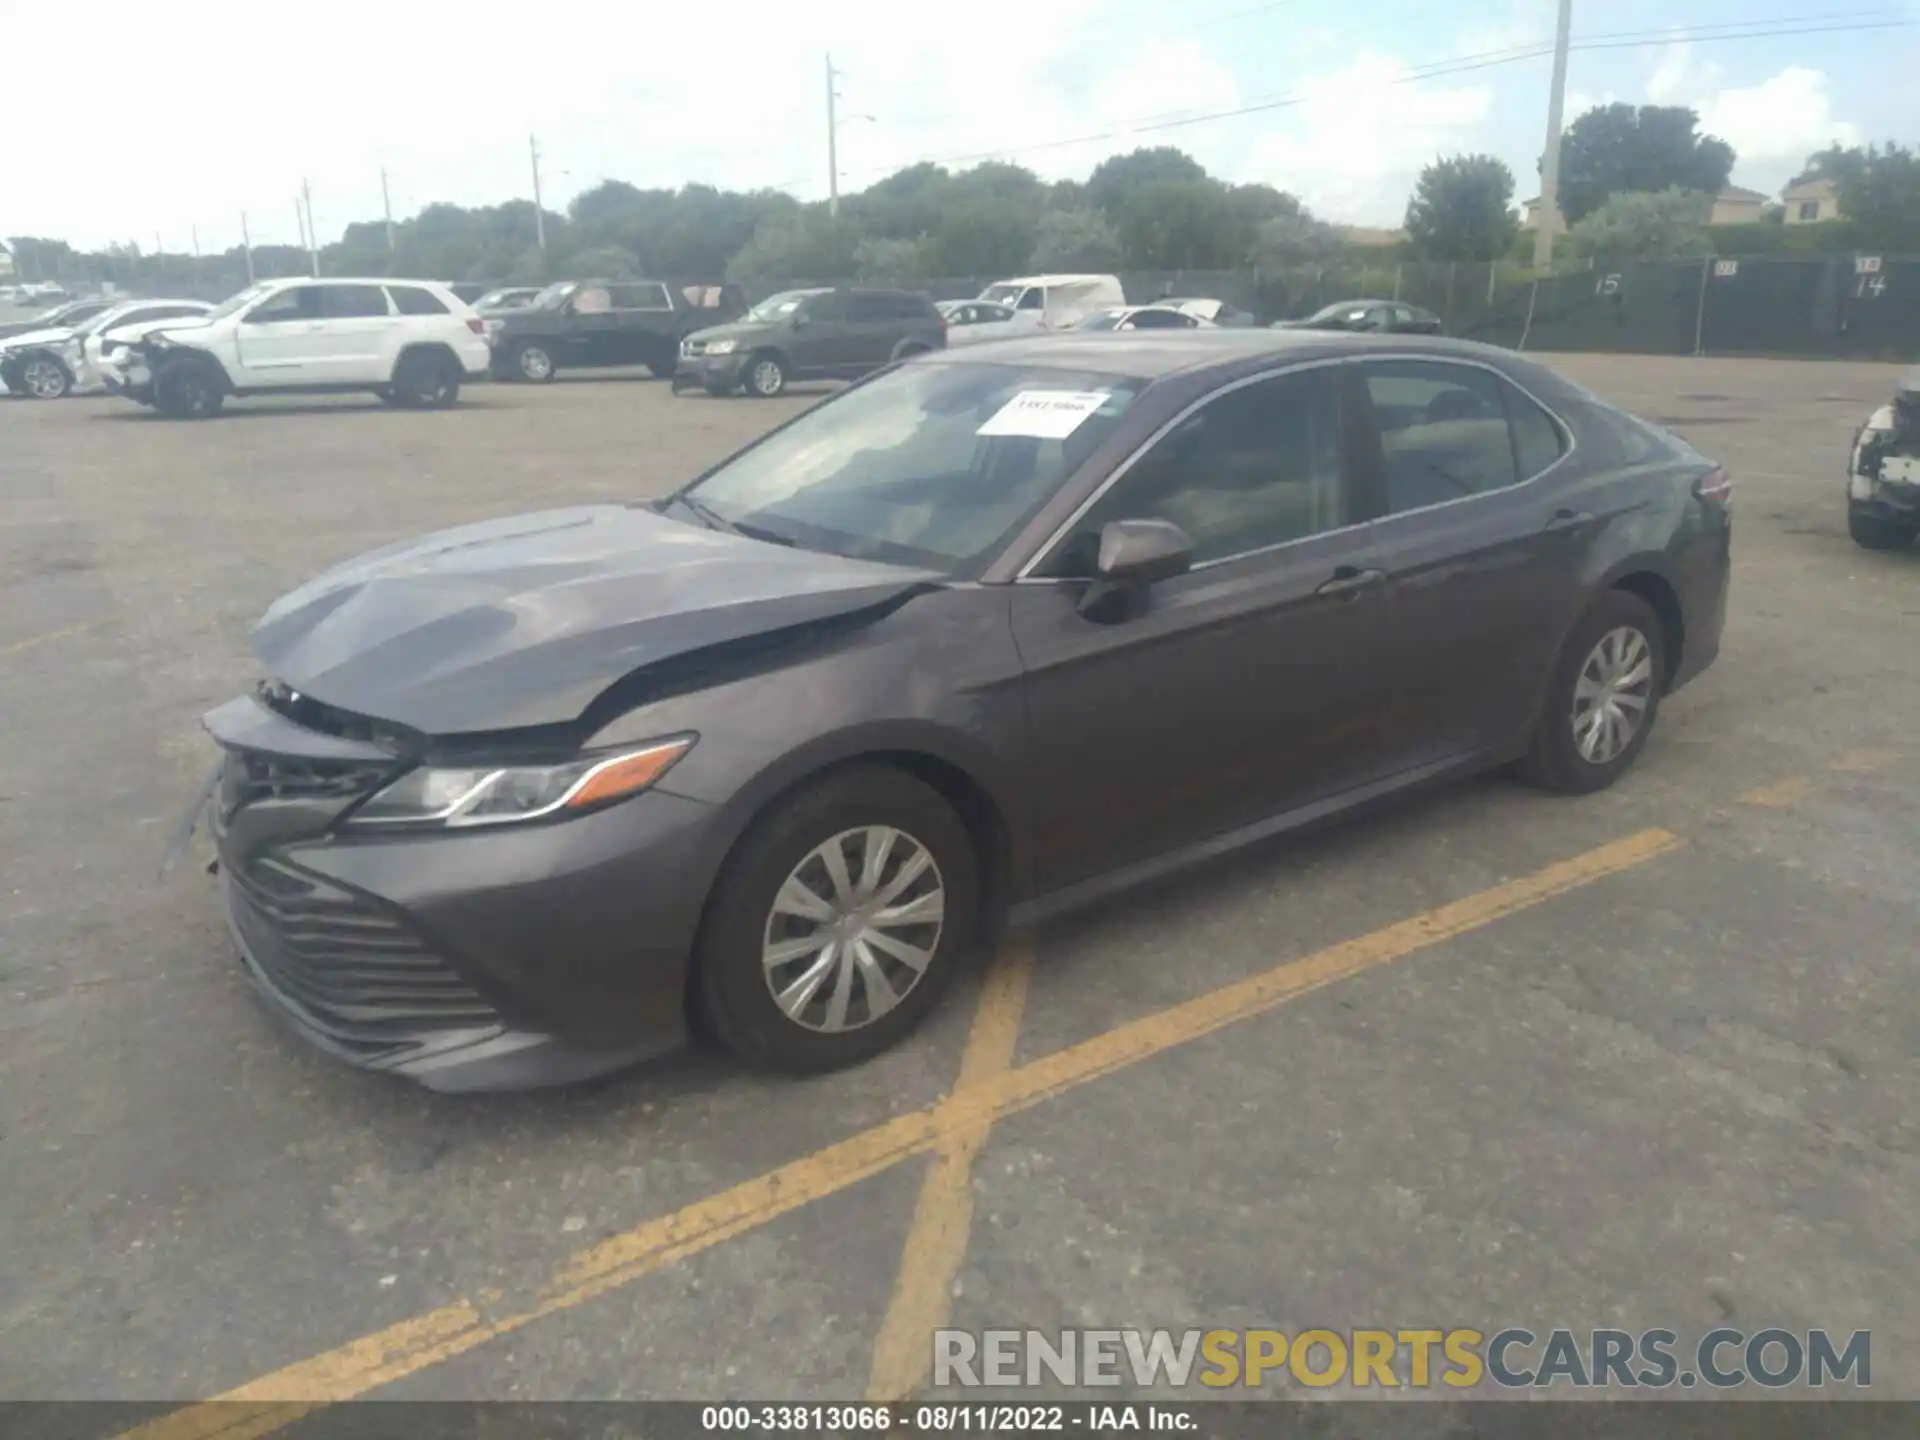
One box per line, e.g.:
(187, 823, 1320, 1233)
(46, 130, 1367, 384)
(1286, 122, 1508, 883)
(1849, 401, 1920, 522)
(192, 689, 715, 1091)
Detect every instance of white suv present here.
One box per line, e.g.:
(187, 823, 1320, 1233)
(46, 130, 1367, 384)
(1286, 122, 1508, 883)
(126, 277, 492, 418)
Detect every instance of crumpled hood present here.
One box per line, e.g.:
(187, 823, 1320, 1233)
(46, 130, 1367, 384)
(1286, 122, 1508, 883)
(0, 324, 77, 353)
(253, 504, 942, 735)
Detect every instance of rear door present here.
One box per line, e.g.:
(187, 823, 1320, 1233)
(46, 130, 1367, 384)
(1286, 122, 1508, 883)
(308, 283, 400, 381)
(1010, 364, 1398, 892)
(606, 282, 675, 365)
(1351, 357, 1584, 764)
(789, 290, 850, 376)
(843, 292, 905, 371)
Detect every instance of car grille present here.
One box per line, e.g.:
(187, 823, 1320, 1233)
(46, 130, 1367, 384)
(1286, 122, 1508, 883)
(225, 855, 502, 1056)
(222, 752, 394, 811)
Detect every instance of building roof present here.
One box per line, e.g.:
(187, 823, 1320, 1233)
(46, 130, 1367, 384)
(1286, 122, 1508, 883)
(1717, 185, 1769, 203)
(1783, 176, 1838, 198)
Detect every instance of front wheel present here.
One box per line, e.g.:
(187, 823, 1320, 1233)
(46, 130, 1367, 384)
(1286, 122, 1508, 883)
(1517, 590, 1666, 794)
(697, 766, 980, 1072)
(744, 351, 788, 398)
(22, 356, 71, 400)
(151, 357, 225, 419)
(1848, 505, 1918, 551)
(511, 341, 556, 384)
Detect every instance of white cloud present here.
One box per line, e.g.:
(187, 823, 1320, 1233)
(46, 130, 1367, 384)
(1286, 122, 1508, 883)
(1244, 52, 1495, 224)
(1698, 68, 1863, 183)
(1645, 41, 1723, 105)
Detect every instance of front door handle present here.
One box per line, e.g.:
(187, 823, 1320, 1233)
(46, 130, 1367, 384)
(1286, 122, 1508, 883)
(1543, 507, 1595, 534)
(1315, 566, 1387, 600)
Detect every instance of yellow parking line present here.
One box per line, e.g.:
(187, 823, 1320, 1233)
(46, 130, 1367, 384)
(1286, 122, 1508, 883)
(1828, 748, 1899, 774)
(1740, 775, 1813, 808)
(116, 827, 1680, 1438)
(867, 942, 1035, 1403)
(0, 619, 96, 657)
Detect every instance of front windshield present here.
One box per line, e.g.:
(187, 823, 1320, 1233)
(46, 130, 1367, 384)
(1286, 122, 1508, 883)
(78, 303, 146, 337)
(204, 283, 273, 322)
(531, 281, 577, 310)
(743, 291, 815, 323)
(1306, 301, 1364, 323)
(676, 361, 1142, 573)
(978, 284, 1021, 306)
(476, 289, 530, 310)
(1077, 310, 1125, 331)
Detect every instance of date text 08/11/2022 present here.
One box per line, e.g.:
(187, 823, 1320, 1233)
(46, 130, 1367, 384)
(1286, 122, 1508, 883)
(699, 1403, 1195, 1432)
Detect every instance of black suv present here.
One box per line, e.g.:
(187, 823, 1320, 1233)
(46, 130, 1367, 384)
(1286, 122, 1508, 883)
(488, 279, 747, 383)
(673, 287, 946, 398)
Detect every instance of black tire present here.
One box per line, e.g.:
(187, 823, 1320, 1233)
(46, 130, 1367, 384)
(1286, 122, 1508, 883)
(703, 378, 733, 397)
(1517, 589, 1666, 795)
(21, 355, 72, 400)
(511, 341, 556, 384)
(744, 351, 788, 398)
(696, 766, 981, 1073)
(391, 349, 461, 408)
(1848, 505, 1917, 551)
(375, 385, 397, 404)
(151, 356, 225, 419)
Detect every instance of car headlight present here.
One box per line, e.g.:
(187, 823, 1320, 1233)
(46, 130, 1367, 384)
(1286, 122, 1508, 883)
(59, 338, 83, 361)
(703, 338, 736, 355)
(345, 736, 694, 830)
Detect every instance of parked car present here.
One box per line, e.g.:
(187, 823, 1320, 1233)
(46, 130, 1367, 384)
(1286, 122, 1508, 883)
(1273, 299, 1443, 334)
(0, 296, 117, 347)
(1846, 366, 1920, 550)
(1075, 305, 1212, 332)
(472, 287, 543, 312)
(487, 279, 746, 383)
(91, 306, 218, 402)
(123, 278, 491, 418)
(182, 330, 1729, 1091)
(445, 282, 493, 305)
(1161, 296, 1259, 328)
(935, 299, 1044, 347)
(673, 287, 946, 398)
(0, 298, 213, 399)
(976, 273, 1124, 329)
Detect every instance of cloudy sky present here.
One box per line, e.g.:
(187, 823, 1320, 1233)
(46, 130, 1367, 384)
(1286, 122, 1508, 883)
(7, 0, 1913, 252)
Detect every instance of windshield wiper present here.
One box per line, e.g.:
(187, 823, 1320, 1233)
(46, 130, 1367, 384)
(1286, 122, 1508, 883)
(730, 519, 798, 548)
(668, 494, 738, 534)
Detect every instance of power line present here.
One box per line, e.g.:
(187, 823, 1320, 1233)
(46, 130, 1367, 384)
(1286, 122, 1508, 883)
(865, 14, 1909, 177)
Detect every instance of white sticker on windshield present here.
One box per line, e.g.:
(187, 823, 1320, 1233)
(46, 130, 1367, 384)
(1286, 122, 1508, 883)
(976, 390, 1112, 440)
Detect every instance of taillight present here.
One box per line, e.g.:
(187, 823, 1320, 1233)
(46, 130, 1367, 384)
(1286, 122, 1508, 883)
(1694, 467, 1732, 505)
(465, 317, 485, 335)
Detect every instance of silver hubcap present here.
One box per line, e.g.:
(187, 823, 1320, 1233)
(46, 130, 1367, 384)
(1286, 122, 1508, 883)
(1571, 625, 1654, 765)
(752, 361, 782, 394)
(25, 360, 65, 397)
(762, 826, 944, 1034)
(519, 347, 551, 380)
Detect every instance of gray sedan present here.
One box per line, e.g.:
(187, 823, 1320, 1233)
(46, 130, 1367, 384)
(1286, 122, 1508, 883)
(190, 331, 1730, 1090)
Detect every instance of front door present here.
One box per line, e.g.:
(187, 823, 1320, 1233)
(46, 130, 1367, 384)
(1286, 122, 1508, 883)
(1010, 364, 1398, 893)
(1351, 357, 1589, 764)
(230, 284, 325, 382)
(565, 284, 621, 367)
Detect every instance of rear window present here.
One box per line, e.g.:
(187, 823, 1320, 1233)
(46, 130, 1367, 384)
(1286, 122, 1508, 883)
(388, 286, 449, 316)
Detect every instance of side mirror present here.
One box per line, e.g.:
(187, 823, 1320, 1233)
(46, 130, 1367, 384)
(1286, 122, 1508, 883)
(1077, 519, 1193, 620)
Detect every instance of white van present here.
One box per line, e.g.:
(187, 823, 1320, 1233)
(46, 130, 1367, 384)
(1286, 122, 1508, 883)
(976, 273, 1125, 329)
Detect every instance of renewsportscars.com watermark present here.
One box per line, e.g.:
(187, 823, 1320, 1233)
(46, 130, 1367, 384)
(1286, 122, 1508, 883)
(933, 1328, 1872, 1391)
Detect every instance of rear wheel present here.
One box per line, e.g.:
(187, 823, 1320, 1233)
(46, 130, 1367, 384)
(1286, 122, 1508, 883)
(22, 356, 71, 400)
(391, 349, 461, 408)
(1517, 590, 1665, 794)
(697, 766, 979, 1072)
(151, 356, 225, 419)
(1848, 504, 1918, 551)
(745, 351, 788, 398)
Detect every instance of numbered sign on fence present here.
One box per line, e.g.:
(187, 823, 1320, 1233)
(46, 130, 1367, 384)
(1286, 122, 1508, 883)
(1855, 256, 1882, 275)
(1714, 259, 1739, 278)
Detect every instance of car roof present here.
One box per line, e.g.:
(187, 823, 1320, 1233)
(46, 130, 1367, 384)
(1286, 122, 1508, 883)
(923, 329, 1524, 382)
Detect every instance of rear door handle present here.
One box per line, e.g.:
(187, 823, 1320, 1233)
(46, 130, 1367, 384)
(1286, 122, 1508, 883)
(1543, 508, 1595, 534)
(1315, 566, 1388, 600)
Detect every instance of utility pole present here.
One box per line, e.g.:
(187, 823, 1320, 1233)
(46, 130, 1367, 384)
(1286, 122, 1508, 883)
(1531, 0, 1574, 271)
(191, 224, 201, 259)
(381, 168, 396, 253)
(302, 179, 319, 276)
(530, 134, 547, 250)
(241, 211, 256, 283)
(825, 54, 840, 216)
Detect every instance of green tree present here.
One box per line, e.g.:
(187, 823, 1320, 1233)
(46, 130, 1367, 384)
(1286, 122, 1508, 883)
(1248, 210, 1343, 267)
(1086, 147, 1211, 213)
(726, 212, 859, 282)
(1563, 188, 1710, 262)
(1557, 104, 1735, 224)
(1831, 143, 1920, 252)
(1404, 154, 1518, 260)
(1028, 208, 1123, 271)
(853, 236, 930, 281)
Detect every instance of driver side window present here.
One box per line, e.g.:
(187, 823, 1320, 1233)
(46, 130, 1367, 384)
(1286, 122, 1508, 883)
(244, 287, 314, 324)
(1045, 368, 1349, 574)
